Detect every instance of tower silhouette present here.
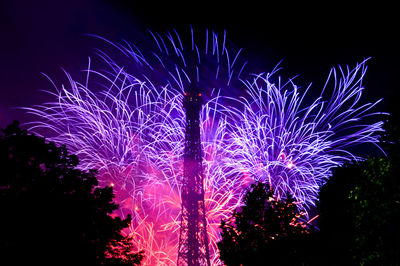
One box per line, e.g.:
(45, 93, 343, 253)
(177, 71, 211, 266)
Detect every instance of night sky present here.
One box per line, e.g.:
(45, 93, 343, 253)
(1, 0, 399, 130)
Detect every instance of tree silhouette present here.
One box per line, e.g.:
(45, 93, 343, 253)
(0, 121, 143, 265)
(218, 182, 314, 266)
(318, 158, 399, 265)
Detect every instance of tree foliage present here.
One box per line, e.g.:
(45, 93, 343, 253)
(0, 121, 143, 265)
(319, 158, 399, 265)
(218, 182, 313, 266)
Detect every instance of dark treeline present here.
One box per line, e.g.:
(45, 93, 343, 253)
(0, 121, 143, 265)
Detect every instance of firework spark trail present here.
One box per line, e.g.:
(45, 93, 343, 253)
(221, 63, 384, 207)
(24, 29, 384, 264)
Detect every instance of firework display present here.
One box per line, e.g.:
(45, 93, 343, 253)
(25, 29, 383, 265)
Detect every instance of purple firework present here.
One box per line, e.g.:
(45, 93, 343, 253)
(221, 62, 384, 207)
(24, 28, 384, 264)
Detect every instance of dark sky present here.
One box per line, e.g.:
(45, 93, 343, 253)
(1, 0, 399, 129)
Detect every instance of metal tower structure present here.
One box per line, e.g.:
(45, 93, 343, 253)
(177, 77, 211, 266)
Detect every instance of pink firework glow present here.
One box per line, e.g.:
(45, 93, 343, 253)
(25, 29, 384, 264)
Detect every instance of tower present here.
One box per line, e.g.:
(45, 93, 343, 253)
(177, 79, 211, 266)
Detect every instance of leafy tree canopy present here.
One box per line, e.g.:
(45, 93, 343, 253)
(319, 158, 399, 265)
(0, 121, 143, 265)
(218, 182, 314, 266)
